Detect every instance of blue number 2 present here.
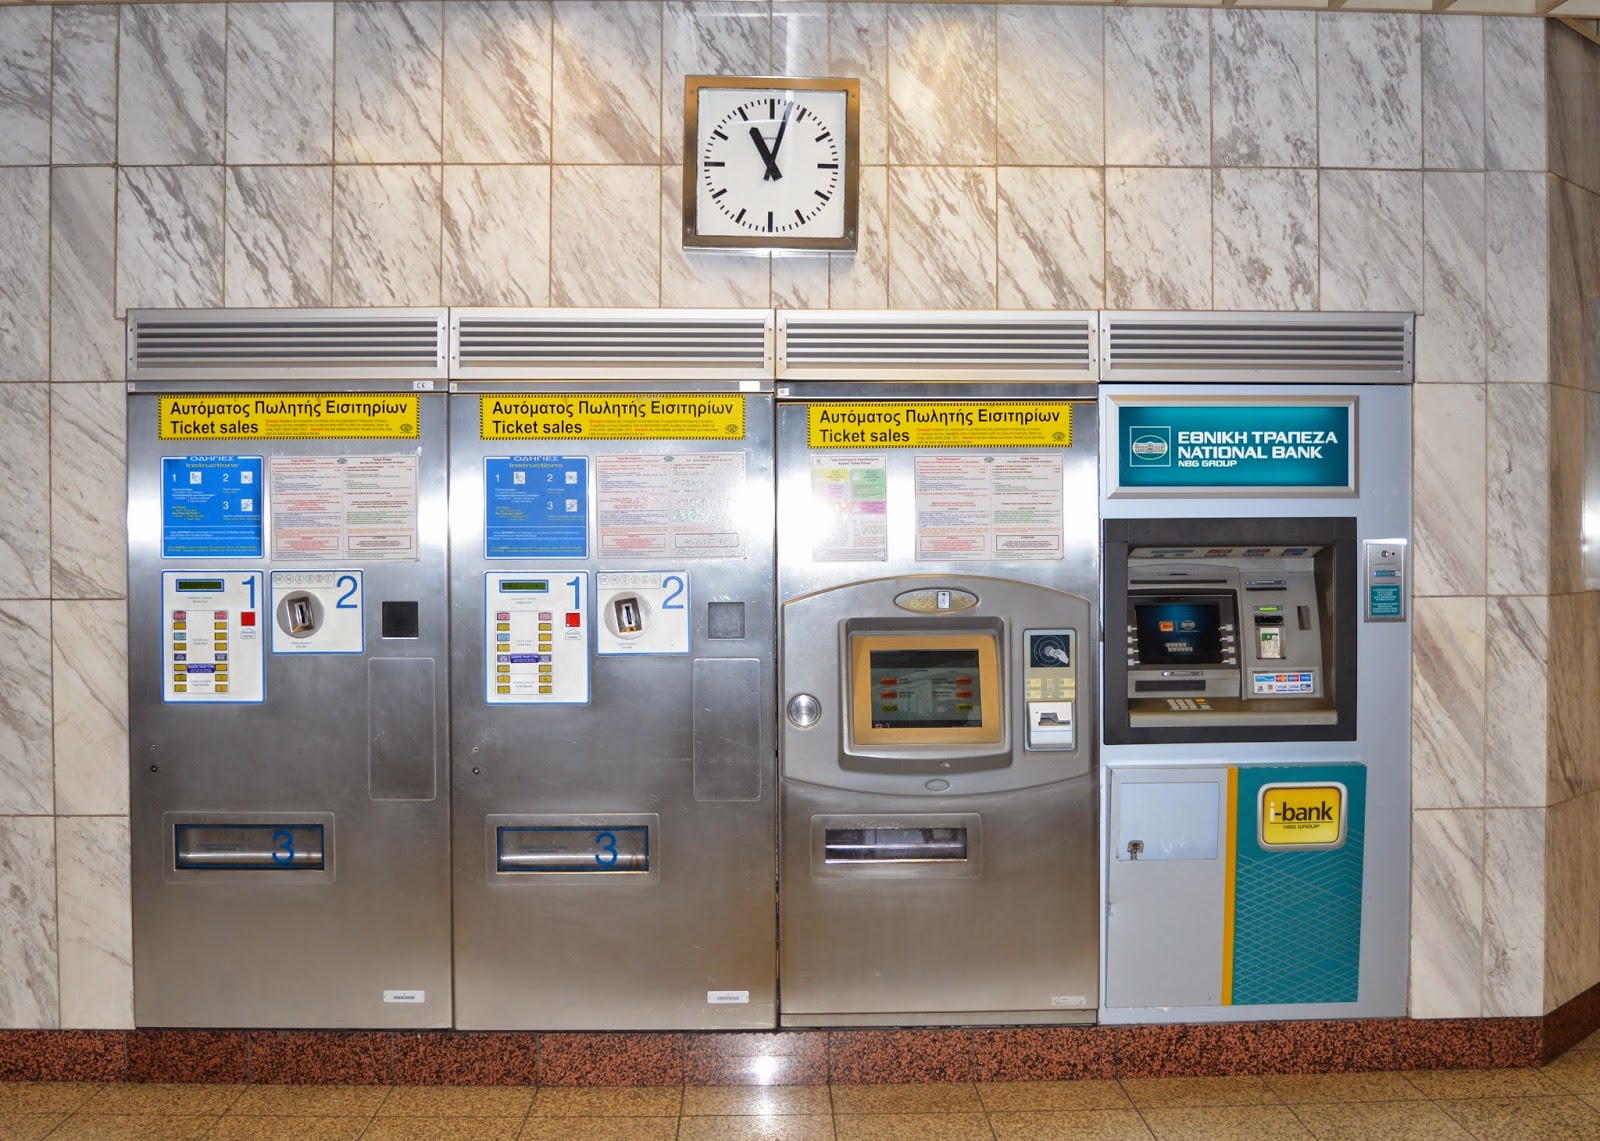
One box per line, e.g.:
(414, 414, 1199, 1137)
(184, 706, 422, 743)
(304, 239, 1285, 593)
(271, 829, 295, 865)
(335, 574, 359, 609)
(593, 831, 618, 867)
(661, 575, 686, 610)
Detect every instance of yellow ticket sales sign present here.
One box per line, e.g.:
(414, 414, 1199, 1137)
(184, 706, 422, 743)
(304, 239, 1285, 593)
(159, 395, 419, 440)
(1258, 782, 1347, 849)
(481, 394, 746, 440)
(808, 402, 1074, 448)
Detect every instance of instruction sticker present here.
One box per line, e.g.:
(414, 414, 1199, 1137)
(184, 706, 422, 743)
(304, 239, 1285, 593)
(810, 456, 888, 562)
(485, 456, 588, 559)
(159, 395, 419, 440)
(162, 455, 264, 559)
(268, 455, 419, 561)
(1258, 782, 1347, 849)
(807, 402, 1073, 449)
(596, 453, 747, 559)
(914, 454, 1063, 561)
(596, 571, 691, 655)
(480, 394, 746, 440)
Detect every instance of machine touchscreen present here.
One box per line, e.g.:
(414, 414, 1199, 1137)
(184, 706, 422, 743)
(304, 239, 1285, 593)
(1132, 598, 1230, 666)
(849, 633, 1003, 747)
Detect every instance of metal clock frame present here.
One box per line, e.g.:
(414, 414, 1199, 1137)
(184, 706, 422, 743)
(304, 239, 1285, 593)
(682, 75, 861, 254)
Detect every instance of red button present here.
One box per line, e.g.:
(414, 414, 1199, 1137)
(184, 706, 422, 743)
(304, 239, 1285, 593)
(240, 612, 256, 626)
(565, 612, 581, 627)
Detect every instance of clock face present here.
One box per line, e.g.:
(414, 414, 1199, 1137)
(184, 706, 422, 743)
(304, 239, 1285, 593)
(685, 79, 858, 252)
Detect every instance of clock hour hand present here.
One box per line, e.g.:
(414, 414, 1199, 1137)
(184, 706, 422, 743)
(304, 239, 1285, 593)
(749, 126, 781, 181)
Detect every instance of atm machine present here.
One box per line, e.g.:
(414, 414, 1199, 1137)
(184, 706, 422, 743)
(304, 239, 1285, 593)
(448, 309, 777, 1029)
(127, 309, 453, 1027)
(774, 312, 1100, 1025)
(1097, 312, 1413, 1020)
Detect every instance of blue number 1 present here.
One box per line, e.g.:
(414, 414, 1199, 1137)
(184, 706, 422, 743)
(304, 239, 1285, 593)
(567, 576, 583, 613)
(245, 576, 256, 609)
(594, 831, 618, 866)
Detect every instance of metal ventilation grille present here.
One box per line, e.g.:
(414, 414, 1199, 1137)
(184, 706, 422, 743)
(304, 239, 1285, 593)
(127, 309, 448, 381)
(777, 312, 1097, 381)
(1101, 312, 1413, 383)
(452, 309, 773, 381)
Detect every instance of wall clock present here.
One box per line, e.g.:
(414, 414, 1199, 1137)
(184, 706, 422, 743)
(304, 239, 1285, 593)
(683, 75, 860, 253)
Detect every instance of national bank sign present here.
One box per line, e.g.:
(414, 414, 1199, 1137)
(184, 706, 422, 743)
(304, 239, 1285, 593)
(1118, 402, 1355, 492)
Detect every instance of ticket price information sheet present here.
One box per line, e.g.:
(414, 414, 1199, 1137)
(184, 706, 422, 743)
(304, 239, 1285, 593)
(268, 454, 420, 560)
(913, 455, 1063, 561)
(810, 456, 888, 562)
(595, 453, 748, 558)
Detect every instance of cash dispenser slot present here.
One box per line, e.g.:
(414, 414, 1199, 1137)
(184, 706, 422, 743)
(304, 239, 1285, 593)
(496, 825, 650, 873)
(173, 824, 325, 870)
(824, 827, 968, 863)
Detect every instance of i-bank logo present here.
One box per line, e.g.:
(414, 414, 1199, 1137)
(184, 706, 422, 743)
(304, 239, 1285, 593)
(1128, 425, 1172, 466)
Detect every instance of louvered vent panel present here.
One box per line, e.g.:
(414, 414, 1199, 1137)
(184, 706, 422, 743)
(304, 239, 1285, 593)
(1102, 313, 1412, 383)
(452, 310, 773, 380)
(778, 313, 1096, 381)
(127, 310, 448, 380)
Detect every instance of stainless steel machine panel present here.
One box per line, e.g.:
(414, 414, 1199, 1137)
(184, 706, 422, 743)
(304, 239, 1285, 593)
(128, 386, 452, 1028)
(450, 385, 777, 1030)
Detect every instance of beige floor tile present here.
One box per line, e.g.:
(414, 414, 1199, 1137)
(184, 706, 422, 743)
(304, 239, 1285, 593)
(682, 1085, 832, 1115)
(361, 1118, 524, 1140)
(0, 1115, 67, 1141)
(45, 1116, 218, 1140)
(76, 1083, 241, 1116)
(529, 1086, 684, 1116)
(1119, 1076, 1281, 1108)
(1401, 1068, 1570, 1100)
(829, 1083, 983, 1114)
(834, 1112, 992, 1141)
(677, 1114, 838, 1141)
(1292, 1100, 1475, 1140)
(518, 1117, 680, 1140)
(1544, 1051, 1600, 1094)
(979, 1080, 1133, 1112)
(990, 1108, 1154, 1140)
(0, 1083, 101, 1114)
(1143, 1105, 1311, 1140)
(1266, 1073, 1429, 1104)
(226, 1085, 388, 1117)
(377, 1086, 535, 1116)
(1574, 1031, 1600, 1053)
(204, 1116, 370, 1140)
(1436, 1094, 1600, 1140)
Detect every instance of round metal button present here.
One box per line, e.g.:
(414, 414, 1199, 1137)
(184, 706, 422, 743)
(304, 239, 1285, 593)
(925, 779, 951, 792)
(787, 693, 822, 728)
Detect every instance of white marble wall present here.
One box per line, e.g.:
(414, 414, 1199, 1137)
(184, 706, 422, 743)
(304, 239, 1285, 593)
(0, 1, 1567, 1027)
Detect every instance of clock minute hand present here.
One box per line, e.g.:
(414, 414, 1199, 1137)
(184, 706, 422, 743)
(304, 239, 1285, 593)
(766, 101, 793, 181)
(748, 127, 780, 181)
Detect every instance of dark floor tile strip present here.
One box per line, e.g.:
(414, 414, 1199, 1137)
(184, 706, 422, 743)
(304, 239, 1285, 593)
(128, 1029, 248, 1083)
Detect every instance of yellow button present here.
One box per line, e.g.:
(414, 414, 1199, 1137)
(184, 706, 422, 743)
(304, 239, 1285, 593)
(497, 622, 510, 631)
(538, 685, 553, 694)
(173, 684, 187, 692)
(214, 621, 228, 629)
(538, 622, 552, 631)
(173, 621, 186, 631)
(497, 685, 511, 694)
(538, 640, 552, 649)
(215, 684, 228, 693)
(174, 665, 187, 674)
(497, 666, 510, 675)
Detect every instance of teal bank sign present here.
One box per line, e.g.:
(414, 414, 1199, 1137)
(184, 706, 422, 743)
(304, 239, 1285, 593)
(1119, 403, 1354, 491)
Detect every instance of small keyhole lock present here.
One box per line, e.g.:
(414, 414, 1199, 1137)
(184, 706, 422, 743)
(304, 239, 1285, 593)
(1126, 839, 1145, 860)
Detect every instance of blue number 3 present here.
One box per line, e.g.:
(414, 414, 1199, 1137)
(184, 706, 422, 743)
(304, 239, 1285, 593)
(271, 829, 295, 865)
(593, 831, 618, 866)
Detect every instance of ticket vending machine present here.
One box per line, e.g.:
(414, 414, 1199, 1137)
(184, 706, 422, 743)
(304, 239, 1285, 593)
(448, 309, 777, 1029)
(775, 312, 1100, 1025)
(1097, 312, 1413, 1021)
(127, 309, 453, 1027)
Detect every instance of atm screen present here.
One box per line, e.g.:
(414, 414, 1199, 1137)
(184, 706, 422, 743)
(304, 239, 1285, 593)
(1133, 599, 1227, 665)
(867, 648, 983, 729)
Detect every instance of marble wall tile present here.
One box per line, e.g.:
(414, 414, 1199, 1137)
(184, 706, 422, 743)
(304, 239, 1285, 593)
(0, 601, 53, 816)
(50, 383, 125, 600)
(1486, 172, 1549, 385)
(1417, 172, 1486, 384)
(442, 165, 549, 308)
(663, 2, 772, 166)
(1485, 594, 1548, 809)
(887, 166, 996, 309)
(1547, 20, 1600, 197)
(1422, 16, 1484, 172)
(50, 168, 120, 385)
(1486, 383, 1550, 596)
(1410, 809, 1483, 1018)
(1211, 9, 1316, 168)
(0, 385, 49, 599)
(0, 8, 51, 165)
(772, 1, 827, 79)
(1106, 167, 1211, 311)
(1547, 588, 1594, 801)
(660, 166, 770, 309)
(997, 166, 1102, 311)
(1484, 17, 1546, 173)
(331, 165, 441, 308)
(0, 166, 49, 382)
(52, 602, 127, 818)
(1105, 7, 1209, 167)
(227, 2, 334, 165)
(1548, 383, 1585, 599)
(552, 1, 660, 164)
(51, 6, 118, 165)
(0, 816, 57, 1028)
(1548, 177, 1599, 394)
(56, 817, 131, 1030)
(550, 165, 658, 307)
(118, 4, 225, 165)
(334, 1, 443, 164)
(444, 0, 551, 164)
(887, 4, 996, 167)
(224, 166, 333, 308)
(1483, 807, 1546, 1017)
(1319, 169, 1422, 312)
(1545, 795, 1593, 1012)
(1412, 597, 1486, 810)
(1585, 394, 1600, 594)
(771, 253, 829, 310)
(830, 3, 888, 167)
(828, 164, 887, 309)
(1212, 167, 1316, 312)
(1319, 12, 1422, 170)
(997, 6, 1102, 168)
(1413, 383, 1486, 597)
(116, 165, 224, 315)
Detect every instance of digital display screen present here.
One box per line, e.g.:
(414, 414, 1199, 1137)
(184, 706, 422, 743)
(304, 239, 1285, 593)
(1134, 601, 1226, 665)
(500, 580, 549, 593)
(175, 579, 225, 592)
(868, 648, 983, 729)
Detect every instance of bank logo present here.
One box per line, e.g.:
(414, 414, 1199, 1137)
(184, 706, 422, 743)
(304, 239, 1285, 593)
(1258, 782, 1348, 850)
(1128, 426, 1172, 467)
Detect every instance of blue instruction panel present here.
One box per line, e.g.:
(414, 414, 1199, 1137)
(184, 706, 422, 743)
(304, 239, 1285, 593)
(484, 456, 588, 559)
(161, 455, 264, 559)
